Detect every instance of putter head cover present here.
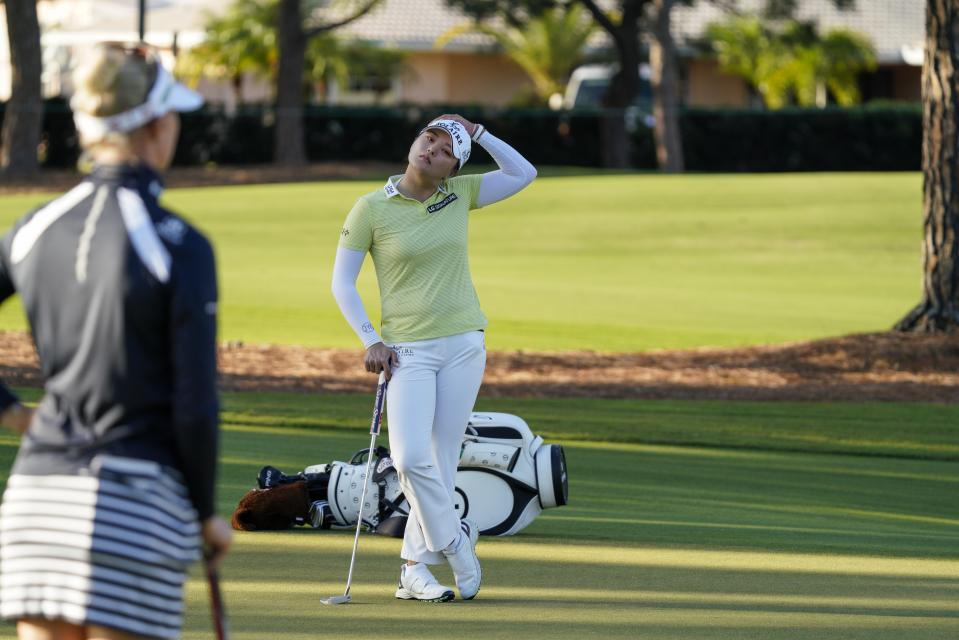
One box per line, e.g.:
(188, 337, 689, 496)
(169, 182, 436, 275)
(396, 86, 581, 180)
(231, 481, 311, 531)
(257, 465, 300, 489)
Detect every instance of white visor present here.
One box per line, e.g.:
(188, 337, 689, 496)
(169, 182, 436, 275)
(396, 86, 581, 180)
(73, 64, 203, 140)
(424, 119, 471, 169)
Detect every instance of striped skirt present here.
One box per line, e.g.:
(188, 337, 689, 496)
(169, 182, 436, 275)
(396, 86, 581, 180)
(0, 455, 201, 639)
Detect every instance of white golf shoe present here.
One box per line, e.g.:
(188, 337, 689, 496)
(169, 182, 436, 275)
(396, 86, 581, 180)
(442, 518, 481, 600)
(395, 563, 455, 603)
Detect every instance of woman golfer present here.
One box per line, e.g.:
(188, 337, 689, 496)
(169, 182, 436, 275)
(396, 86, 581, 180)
(332, 115, 536, 601)
(0, 43, 231, 639)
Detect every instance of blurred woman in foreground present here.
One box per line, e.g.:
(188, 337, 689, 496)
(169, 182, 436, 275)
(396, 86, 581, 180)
(0, 42, 230, 640)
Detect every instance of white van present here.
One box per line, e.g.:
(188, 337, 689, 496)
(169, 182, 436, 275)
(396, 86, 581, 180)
(562, 63, 653, 109)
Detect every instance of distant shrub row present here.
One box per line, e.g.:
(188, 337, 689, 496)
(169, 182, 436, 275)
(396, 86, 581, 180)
(2, 99, 921, 172)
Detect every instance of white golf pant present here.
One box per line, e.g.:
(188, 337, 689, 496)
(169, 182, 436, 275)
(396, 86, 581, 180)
(386, 330, 486, 564)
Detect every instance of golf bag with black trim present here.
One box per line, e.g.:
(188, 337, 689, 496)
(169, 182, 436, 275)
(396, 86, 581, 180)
(236, 412, 568, 537)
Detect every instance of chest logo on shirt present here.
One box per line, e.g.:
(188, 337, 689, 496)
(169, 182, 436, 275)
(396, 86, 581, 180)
(427, 193, 458, 214)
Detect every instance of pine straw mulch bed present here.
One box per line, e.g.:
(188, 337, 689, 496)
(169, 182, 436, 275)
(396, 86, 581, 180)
(1, 330, 957, 402)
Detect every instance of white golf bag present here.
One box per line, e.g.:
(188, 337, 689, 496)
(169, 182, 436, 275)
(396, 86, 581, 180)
(306, 412, 568, 536)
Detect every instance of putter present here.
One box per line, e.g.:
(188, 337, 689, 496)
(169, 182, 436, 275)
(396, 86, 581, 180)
(321, 370, 388, 605)
(205, 552, 229, 640)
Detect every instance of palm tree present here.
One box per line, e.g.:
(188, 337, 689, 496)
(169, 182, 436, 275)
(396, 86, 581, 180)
(708, 17, 782, 107)
(707, 16, 876, 109)
(179, 0, 402, 107)
(795, 29, 877, 107)
(177, 0, 278, 101)
(708, 16, 800, 109)
(436, 4, 596, 104)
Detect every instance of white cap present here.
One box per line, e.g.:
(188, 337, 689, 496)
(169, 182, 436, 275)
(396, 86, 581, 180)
(424, 119, 471, 169)
(73, 63, 204, 140)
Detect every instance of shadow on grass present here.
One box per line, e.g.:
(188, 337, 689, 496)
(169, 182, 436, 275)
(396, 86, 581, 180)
(185, 542, 959, 640)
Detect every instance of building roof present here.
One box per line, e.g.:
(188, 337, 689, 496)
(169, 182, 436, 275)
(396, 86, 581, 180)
(35, 0, 494, 51)
(333, 0, 496, 50)
(36, 0, 924, 64)
(337, 0, 924, 63)
(672, 0, 924, 65)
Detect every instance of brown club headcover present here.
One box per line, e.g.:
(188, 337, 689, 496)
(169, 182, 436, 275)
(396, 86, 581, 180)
(231, 480, 311, 531)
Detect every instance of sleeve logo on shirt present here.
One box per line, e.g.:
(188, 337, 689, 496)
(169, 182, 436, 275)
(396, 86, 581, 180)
(427, 193, 458, 214)
(341, 227, 350, 237)
(361, 322, 374, 334)
(156, 217, 187, 245)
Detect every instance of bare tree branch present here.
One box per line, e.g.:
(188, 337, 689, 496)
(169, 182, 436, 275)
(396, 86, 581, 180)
(304, 0, 382, 39)
(577, 0, 621, 40)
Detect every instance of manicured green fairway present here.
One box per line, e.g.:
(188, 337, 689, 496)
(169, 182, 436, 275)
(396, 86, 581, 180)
(0, 172, 924, 351)
(1, 390, 955, 639)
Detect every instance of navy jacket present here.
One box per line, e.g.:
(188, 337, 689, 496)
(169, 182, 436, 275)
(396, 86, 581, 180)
(0, 163, 219, 519)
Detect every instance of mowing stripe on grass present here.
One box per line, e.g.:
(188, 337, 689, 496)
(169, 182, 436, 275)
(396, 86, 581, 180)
(1, 387, 956, 640)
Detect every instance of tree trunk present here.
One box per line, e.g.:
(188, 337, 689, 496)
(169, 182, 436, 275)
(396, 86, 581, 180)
(599, 99, 633, 169)
(599, 50, 636, 168)
(649, 0, 684, 172)
(601, 35, 641, 168)
(232, 73, 243, 104)
(895, 0, 959, 332)
(274, 0, 307, 166)
(1, 0, 43, 177)
(584, 0, 645, 169)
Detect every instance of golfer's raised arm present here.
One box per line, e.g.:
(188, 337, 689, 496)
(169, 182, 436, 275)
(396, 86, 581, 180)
(475, 131, 537, 207)
(331, 247, 383, 348)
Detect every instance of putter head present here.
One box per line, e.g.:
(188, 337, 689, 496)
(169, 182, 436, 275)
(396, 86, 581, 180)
(321, 594, 351, 605)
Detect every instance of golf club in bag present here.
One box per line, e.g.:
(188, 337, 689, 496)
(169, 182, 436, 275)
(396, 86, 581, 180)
(321, 371, 388, 605)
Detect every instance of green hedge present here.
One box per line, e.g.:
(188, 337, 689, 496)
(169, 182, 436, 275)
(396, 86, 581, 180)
(675, 106, 922, 171)
(0, 101, 921, 171)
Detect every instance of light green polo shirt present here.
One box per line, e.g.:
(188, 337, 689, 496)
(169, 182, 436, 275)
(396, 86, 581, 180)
(339, 174, 488, 343)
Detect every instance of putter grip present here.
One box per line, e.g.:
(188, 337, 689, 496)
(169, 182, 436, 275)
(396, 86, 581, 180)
(370, 373, 387, 435)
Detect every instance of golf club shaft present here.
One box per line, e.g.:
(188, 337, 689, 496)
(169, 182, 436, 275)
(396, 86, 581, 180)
(341, 428, 379, 596)
(339, 371, 388, 597)
(205, 555, 229, 640)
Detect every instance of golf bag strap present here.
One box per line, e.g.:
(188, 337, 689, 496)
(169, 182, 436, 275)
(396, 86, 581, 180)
(378, 492, 406, 520)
